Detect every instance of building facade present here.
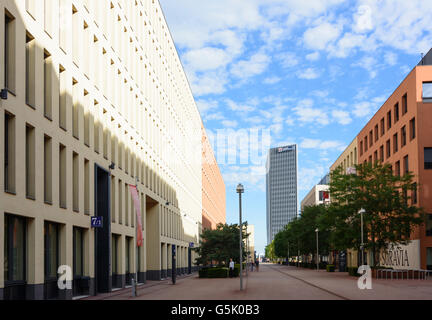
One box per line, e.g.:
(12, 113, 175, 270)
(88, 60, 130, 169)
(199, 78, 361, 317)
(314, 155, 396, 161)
(0, 0, 207, 300)
(266, 145, 298, 244)
(201, 124, 226, 230)
(357, 51, 432, 270)
(300, 184, 330, 212)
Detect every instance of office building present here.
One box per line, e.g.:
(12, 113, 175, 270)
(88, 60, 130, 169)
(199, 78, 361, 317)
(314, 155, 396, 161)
(266, 145, 298, 244)
(0, 0, 212, 300)
(300, 183, 330, 212)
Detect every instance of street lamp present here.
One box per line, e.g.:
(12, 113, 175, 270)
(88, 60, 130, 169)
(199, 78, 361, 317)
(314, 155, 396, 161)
(359, 208, 366, 266)
(236, 183, 244, 291)
(315, 228, 319, 271)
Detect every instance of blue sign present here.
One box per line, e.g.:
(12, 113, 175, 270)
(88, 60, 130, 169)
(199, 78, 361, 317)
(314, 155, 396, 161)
(189, 242, 195, 248)
(91, 216, 103, 228)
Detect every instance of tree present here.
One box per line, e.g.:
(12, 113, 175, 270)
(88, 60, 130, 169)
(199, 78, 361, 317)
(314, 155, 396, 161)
(194, 223, 249, 266)
(265, 241, 276, 261)
(328, 162, 425, 267)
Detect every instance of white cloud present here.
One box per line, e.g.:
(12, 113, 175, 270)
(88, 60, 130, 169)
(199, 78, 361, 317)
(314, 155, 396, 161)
(222, 120, 239, 128)
(300, 138, 346, 151)
(293, 99, 329, 126)
(263, 76, 282, 84)
(352, 56, 378, 79)
(297, 68, 321, 80)
(231, 52, 271, 79)
(276, 52, 300, 68)
(225, 99, 256, 113)
(183, 47, 231, 72)
(332, 110, 352, 125)
(196, 99, 218, 114)
(303, 22, 342, 50)
(384, 52, 398, 66)
(306, 52, 320, 61)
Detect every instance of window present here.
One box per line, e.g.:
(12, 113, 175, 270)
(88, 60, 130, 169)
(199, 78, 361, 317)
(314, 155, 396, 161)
(26, 124, 35, 199)
(404, 155, 409, 175)
(5, 11, 16, 93)
(73, 152, 79, 212)
(427, 215, 432, 237)
(44, 135, 52, 204)
(423, 83, 432, 102)
(394, 103, 399, 123)
(73, 228, 84, 277)
(59, 65, 67, 130)
(112, 234, 119, 276)
(379, 145, 384, 162)
(44, 50, 53, 119)
(369, 131, 373, 147)
(374, 151, 378, 163)
(364, 136, 368, 152)
(59, 144, 67, 208)
(380, 118, 385, 136)
(25, 32, 36, 108)
(4, 215, 26, 283)
(360, 141, 364, 156)
(401, 126, 407, 147)
(393, 133, 398, 153)
(410, 118, 416, 140)
(402, 94, 408, 114)
(84, 159, 90, 215)
(386, 140, 391, 159)
(412, 183, 417, 205)
(4, 112, 16, 193)
(44, 222, 59, 280)
(387, 111, 392, 130)
(425, 148, 432, 169)
(374, 125, 379, 142)
(395, 161, 400, 176)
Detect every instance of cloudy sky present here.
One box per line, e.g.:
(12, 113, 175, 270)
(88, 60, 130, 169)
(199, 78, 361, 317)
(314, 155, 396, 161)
(159, 0, 432, 255)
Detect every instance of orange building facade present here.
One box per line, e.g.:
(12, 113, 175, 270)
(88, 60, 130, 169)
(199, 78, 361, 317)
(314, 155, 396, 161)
(202, 125, 226, 230)
(357, 59, 432, 270)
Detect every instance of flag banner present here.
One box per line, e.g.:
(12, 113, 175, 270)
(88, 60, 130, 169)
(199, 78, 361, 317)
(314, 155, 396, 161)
(129, 185, 143, 247)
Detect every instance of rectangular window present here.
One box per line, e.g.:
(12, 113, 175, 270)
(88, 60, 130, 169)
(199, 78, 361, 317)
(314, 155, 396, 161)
(373, 151, 378, 163)
(125, 183, 129, 226)
(423, 82, 432, 102)
(386, 140, 391, 159)
(364, 136, 368, 152)
(4, 112, 16, 193)
(44, 135, 53, 204)
(380, 118, 385, 136)
(72, 79, 79, 139)
(112, 234, 118, 275)
(59, 65, 67, 130)
(401, 126, 407, 147)
(393, 133, 398, 154)
(59, 144, 67, 208)
(374, 125, 378, 142)
(425, 148, 432, 169)
(410, 118, 416, 140)
(426, 215, 432, 237)
(387, 111, 392, 130)
(360, 141, 364, 156)
(84, 159, 90, 215)
(4, 214, 26, 282)
(395, 161, 401, 176)
(369, 131, 373, 147)
(73, 227, 84, 277)
(25, 32, 36, 108)
(126, 237, 131, 275)
(118, 180, 123, 224)
(44, 50, 53, 119)
(111, 175, 116, 223)
(402, 94, 408, 114)
(73, 152, 79, 212)
(44, 222, 59, 279)
(412, 183, 417, 205)
(26, 124, 35, 199)
(404, 155, 409, 175)
(394, 103, 399, 123)
(5, 11, 16, 93)
(379, 145, 384, 162)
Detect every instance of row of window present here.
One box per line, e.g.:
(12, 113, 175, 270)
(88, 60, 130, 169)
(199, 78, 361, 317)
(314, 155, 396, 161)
(361, 118, 416, 158)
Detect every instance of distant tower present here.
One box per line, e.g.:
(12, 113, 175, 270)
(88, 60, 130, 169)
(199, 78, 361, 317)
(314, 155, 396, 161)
(266, 145, 298, 244)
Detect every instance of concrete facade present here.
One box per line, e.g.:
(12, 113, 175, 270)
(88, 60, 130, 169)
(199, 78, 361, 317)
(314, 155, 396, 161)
(0, 0, 206, 299)
(300, 184, 330, 212)
(266, 145, 298, 244)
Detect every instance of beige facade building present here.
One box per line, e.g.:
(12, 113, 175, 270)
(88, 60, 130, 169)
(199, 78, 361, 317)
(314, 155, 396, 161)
(300, 184, 330, 212)
(1, 0, 205, 300)
(330, 138, 358, 174)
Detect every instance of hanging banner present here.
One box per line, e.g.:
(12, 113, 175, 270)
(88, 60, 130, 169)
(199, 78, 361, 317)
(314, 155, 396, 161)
(129, 185, 143, 247)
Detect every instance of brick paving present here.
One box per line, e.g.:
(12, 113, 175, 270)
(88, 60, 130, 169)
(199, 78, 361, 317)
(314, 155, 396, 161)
(81, 264, 432, 300)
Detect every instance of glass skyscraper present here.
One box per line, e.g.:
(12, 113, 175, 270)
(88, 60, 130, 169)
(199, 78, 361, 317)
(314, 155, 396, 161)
(266, 145, 298, 244)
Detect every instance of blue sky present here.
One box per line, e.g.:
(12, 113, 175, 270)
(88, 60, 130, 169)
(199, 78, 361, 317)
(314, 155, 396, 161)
(159, 0, 432, 255)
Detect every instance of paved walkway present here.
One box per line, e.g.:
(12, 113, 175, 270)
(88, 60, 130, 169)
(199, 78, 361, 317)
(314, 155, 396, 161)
(81, 264, 432, 300)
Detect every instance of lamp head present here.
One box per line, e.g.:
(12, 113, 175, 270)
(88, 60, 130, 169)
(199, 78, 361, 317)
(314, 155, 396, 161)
(359, 208, 366, 214)
(236, 183, 244, 194)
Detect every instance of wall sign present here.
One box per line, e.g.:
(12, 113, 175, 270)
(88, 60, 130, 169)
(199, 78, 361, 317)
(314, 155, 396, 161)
(277, 146, 294, 153)
(91, 216, 103, 228)
(380, 240, 420, 270)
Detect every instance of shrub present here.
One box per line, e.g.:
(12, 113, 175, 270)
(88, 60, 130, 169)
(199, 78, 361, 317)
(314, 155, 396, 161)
(326, 265, 335, 272)
(199, 268, 209, 278)
(207, 267, 228, 278)
(348, 267, 360, 277)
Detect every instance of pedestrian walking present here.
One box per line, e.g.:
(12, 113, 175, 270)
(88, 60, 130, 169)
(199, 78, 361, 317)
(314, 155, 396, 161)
(229, 258, 235, 278)
(255, 259, 259, 272)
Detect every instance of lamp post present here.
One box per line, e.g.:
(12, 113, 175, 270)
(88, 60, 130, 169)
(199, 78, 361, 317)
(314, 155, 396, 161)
(359, 208, 366, 266)
(315, 228, 319, 271)
(237, 184, 244, 291)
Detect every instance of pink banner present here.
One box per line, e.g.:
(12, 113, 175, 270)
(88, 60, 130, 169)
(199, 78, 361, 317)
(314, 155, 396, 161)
(129, 185, 143, 247)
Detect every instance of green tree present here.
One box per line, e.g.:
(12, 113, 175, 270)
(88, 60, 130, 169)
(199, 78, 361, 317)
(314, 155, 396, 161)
(194, 223, 249, 266)
(328, 162, 425, 267)
(265, 241, 276, 261)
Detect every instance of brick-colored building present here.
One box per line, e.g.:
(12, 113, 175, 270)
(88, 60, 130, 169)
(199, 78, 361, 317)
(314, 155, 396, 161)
(202, 125, 226, 230)
(357, 50, 432, 270)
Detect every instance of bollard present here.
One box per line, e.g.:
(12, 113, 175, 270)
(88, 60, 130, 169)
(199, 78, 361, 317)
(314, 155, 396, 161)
(131, 277, 137, 297)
